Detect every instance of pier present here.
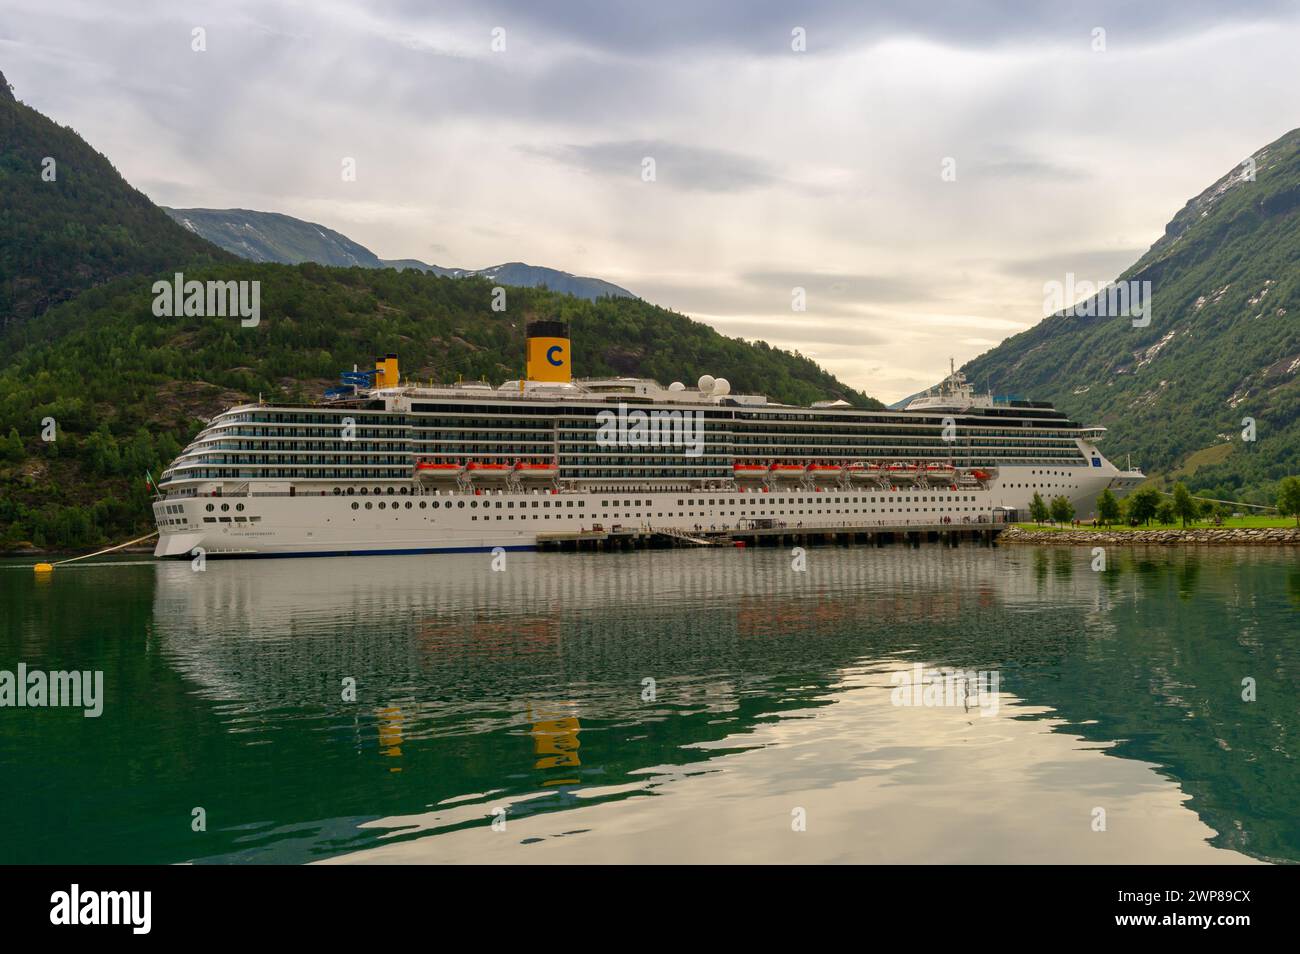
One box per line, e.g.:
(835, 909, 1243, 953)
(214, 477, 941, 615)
(534, 522, 1005, 552)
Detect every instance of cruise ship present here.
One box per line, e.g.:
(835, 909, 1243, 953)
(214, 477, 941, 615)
(153, 321, 1144, 558)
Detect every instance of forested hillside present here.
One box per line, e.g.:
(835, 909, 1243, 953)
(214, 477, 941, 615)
(0, 264, 876, 550)
(0, 70, 227, 326)
(964, 127, 1300, 505)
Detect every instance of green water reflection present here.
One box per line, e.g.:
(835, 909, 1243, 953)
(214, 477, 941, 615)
(1, 546, 1295, 864)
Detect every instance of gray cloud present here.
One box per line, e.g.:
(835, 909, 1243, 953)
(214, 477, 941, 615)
(5, 0, 1299, 403)
(740, 270, 957, 305)
(382, 0, 1297, 56)
(706, 317, 893, 349)
(634, 273, 947, 321)
(965, 156, 1087, 181)
(999, 248, 1148, 283)
(528, 140, 781, 192)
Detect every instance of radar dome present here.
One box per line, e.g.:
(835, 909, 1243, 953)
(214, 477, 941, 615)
(697, 374, 716, 394)
(668, 381, 686, 391)
(712, 378, 731, 396)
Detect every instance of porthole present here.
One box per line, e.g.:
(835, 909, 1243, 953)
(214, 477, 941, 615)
(221, 504, 230, 512)
(470, 501, 478, 508)
(419, 501, 427, 509)
(457, 501, 465, 509)
(205, 504, 214, 512)
(351, 502, 359, 510)
(236, 503, 244, 512)
(360, 487, 368, 495)
(365, 502, 373, 510)
(379, 502, 386, 510)
(333, 488, 341, 495)
(405, 501, 412, 509)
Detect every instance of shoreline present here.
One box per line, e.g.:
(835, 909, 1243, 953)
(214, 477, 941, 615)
(1001, 526, 1300, 546)
(0, 544, 157, 559)
(8, 528, 1300, 558)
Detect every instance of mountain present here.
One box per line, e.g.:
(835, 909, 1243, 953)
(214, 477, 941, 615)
(963, 128, 1300, 505)
(385, 259, 634, 301)
(163, 208, 382, 268)
(381, 259, 459, 276)
(0, 71, 227, 327)
(164, 207, 636, 301)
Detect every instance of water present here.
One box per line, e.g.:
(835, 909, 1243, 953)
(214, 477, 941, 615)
(2, 545, 1297, 864)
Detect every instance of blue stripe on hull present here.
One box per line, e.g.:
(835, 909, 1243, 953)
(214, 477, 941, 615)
(159, 544, 538, 561)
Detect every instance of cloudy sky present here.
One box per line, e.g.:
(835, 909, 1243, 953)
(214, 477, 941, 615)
(4, 0, 1299, 401)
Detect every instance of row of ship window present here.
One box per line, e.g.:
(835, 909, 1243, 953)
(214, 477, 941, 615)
(350, 499, 587, 511)
(167, 457, 1076, 480)
(228, 410, 1071, 430)
(457, 509, 982, 522)
(193, 432, 1083, 449)
(175, 449, 1086, 475)
(207, 422, 1082, 443)
(340, 493, 982, 513)
(186, 489, 984, 511)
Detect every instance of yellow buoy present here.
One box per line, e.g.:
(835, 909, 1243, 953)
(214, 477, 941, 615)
(34, 563, 54, 573)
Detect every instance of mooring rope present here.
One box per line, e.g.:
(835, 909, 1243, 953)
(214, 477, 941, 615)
(37, 531, 159, 570)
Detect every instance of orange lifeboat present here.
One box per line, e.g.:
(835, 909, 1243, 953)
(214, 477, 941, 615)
(923, 462, 957, 484)
(514, 460, 559, 480)
(466, 460, 512, 481)
(414, 460, 464, 482)
(768, 462, 805, 481)
(733, 462, 768, 480)
(885, 462, 919, 485)
(806, 462, 842, 478)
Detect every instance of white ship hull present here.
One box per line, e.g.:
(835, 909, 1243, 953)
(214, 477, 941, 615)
(154, 461, 1129, 559)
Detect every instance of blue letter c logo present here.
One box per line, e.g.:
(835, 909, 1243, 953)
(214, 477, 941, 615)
(547, 345, 564, 367)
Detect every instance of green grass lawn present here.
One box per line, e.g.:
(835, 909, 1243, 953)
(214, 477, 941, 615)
(1015, 515, 1296, 532)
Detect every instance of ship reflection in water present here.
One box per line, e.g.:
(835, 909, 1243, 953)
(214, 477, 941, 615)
(3, 546, 1295, 863)
(132, 546, 1298, 864)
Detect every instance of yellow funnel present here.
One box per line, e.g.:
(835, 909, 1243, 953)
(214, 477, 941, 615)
(525, 320, 571, 383)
